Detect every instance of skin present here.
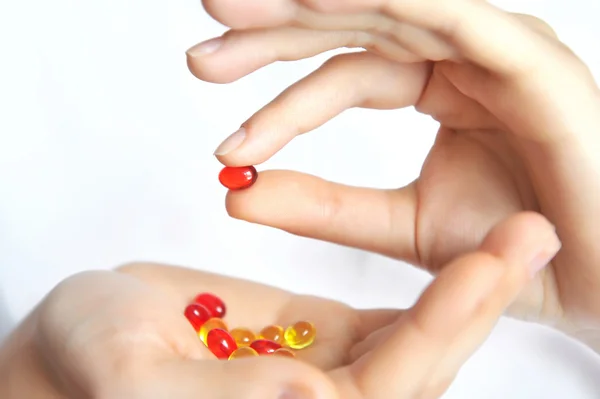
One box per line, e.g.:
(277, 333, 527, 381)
(0, 1, 596, 398)
(187, 0, 600, 338)
(0, 214, 559, 398)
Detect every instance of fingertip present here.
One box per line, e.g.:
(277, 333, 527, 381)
(479, 211, 560, 268)
(186, 49, 246, 84)
(214, 126, 289, 167)
(224, 170, 305, 221)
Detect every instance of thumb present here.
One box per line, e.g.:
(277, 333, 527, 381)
(148, 356, 338, 399)
(348, 211, 561, 399)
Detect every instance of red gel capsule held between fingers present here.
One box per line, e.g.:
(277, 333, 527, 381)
(219, 166, 257, 190)
(183, 303, 211, 332)
(194, 292, 226, 319)
(250, 339, 282, 355)
(207, 328, 238, 360)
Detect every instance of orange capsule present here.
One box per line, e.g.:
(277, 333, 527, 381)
(229, 346, 259, 360)
(230, 328, 256, 347)
(259, 325, 284, 345)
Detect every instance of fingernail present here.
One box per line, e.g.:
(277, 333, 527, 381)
(214, 128, 246, 156)
(529, 232, 562, 276)
(186, 37, 223, 57)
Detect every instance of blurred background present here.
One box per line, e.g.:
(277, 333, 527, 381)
(0, 0, 599, 397)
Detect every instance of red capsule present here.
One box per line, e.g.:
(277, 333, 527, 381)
(218, 166, 257, 190)
(183, 303, 211, 332)
(250, 339, 282, 355)
(194, 293, 226, 319)
(207, 328, 238, 360)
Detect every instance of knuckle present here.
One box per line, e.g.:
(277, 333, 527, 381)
(114, 262, 166, 280)
(316, 182, 346, 230)
(513, 13, 558, 38)
(114, 262, 151, 274)
(350, 30, 374, 49)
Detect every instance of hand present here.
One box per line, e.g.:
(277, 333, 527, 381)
(0, 215, 559, 398)
(187, 0, 600, 340)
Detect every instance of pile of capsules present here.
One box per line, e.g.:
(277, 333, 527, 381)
(184, 292, 316, 360)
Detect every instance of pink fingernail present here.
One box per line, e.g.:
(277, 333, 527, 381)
(528, 232, 561, 276)
(186, 37, 223, 57)
(214, 128, 247, 156)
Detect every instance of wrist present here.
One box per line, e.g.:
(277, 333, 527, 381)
(0, 310, 64, 398)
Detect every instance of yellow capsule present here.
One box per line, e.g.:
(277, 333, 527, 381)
(273, 348, 296, 358)
(230, 327, 256, 347)
(284, 321, 316, 350)
(259, 325, 284, 345)
(228, 346, 259, 360)
(199, 318, 228, 344)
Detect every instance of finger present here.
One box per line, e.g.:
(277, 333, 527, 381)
(305, 0, 600, 144)
(293, 10, 455, 61)
(348, 309, 404, 360)
(186, 28, 394, 84)
(512, 13, 558, 39)
(356, 309, 402, 340)
(123, 356, 338, 399)
(302, 0, 553, 75)
(352, 212, 561, 398)
(213, 52, 430, 166)
(186, 25, 432, 84)
(226, 170, 420, 264)
(202, 0, 299, 30)
(426, 212, 562, 391)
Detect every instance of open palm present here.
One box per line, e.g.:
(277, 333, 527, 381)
(187, 0, 600, 340)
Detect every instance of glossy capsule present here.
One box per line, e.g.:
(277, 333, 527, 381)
(194, 293, 226, 319)
(230, 327, 256, 347)
(228, 346, 259, 360)
(250, 339, 282, 355)
(183, 303, 211, 332)
(200, 318, 228, 344)
(218, 166, 258, 190)
(207, 328, 238, 360)
(284, 321, 316, 350)
(273, 348, 296, 358)
(259, 325, 284, 345)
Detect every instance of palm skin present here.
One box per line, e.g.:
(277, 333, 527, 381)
(34, 263, 402, 398)
(116, 263, 394, 370)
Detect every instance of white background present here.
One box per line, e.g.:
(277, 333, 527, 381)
(1, 0, 600, 397)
